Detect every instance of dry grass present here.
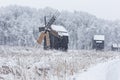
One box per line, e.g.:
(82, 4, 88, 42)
(0, 46, 120, 80)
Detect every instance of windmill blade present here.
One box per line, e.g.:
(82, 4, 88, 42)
(46, 16, 56, 28)
(50, 29, 60, 38)
(44, 16, 47, 26)
(45, 10, 60, 29)
(45, 32, 50, 47)
(37, 31, 46, 44)
(54, 10, 60, 18)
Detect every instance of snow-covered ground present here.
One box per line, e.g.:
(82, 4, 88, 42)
(0, 46, 120, 80)
(73, 59, 120, 80)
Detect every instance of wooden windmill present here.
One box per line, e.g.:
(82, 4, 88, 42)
(37, 12, 69, 51)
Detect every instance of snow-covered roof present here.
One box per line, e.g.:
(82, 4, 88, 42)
(58, 32, 69, 36)
(112, 44, 120, 48)
(112, 44, 118, 47)
(94, 35, 105, 40)
(51, 25, 69, 36)
(51, 25, 67, 32)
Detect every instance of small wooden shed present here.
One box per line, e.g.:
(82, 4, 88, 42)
(92, 35, 105, 50)
(111, 43, 120, 51)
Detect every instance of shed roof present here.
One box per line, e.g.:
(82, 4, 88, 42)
(51, 25, 69, 36)
(51, 25, 68, 32)
(94, 35, 105, 40)
(112, 44, 118, 48)
(112, 44, 120, 48)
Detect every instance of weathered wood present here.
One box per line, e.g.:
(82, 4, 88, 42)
(37, 31, 46, 44)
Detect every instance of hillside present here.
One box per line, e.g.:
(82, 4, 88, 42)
(0, 5, 120, 50)
(0, 46, 120, 80)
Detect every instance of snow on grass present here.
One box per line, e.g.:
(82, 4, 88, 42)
(0, 46, 120, 80)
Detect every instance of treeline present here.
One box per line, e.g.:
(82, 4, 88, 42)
(0, 5, 120, 50)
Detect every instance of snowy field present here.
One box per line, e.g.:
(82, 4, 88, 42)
(0, 46, 120, 80)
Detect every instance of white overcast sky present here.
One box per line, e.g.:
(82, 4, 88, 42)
(0, 0, 120, 20)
